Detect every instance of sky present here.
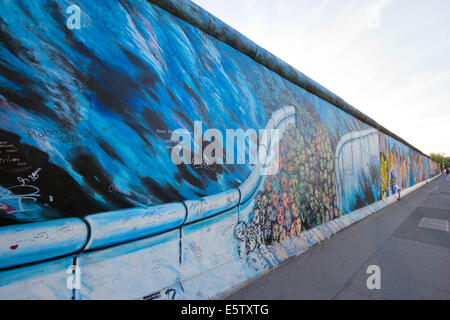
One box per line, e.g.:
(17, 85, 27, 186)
(192, 0, 450, 156)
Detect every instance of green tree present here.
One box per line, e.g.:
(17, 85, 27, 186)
(445, 157, 450, 168)
(430, 153, 450, 169)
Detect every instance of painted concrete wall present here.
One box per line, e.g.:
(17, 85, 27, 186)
(0, 0, 440, 299)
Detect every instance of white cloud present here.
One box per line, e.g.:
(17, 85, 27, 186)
(364, 0, 391, 30)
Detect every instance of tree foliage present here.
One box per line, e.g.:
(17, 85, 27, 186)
(429, 153, 450, 168)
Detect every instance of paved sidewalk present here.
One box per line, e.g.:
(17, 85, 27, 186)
(227, 175, 450, 300)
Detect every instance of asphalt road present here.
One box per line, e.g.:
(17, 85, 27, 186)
(227, 174, 450, 300)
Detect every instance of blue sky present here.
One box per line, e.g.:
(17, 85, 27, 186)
(192, 0, 450, 156)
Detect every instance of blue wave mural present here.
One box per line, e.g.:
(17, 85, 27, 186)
(0, 0, 441, 300)
(0, 0, 390, 227)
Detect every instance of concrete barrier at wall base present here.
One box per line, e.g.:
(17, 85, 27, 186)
(0, 256, 76, 300)
(179, 206, 253, 300)
(181, 207, 239, 281)
(77, 229, 181, 300)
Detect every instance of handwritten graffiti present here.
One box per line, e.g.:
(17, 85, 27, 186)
(108, 184, 120, 194)
(0, 177, 41, 214)
(108, 184, 131, 196)
(17, 168, 42, 184)
(187, 193, 236, 216)
(192, 158, 217, 171)
(0, 141, 18, 154)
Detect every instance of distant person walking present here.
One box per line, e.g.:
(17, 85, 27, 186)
(394, 185, 401, 201)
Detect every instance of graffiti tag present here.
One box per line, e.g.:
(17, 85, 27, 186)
(192, 157, 217, 171)
(0, 178, 41, 214)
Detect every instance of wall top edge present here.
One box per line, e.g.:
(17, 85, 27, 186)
(147, 0, 434, 161)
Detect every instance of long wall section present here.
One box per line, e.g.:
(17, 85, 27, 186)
(0, 0, 440, 299)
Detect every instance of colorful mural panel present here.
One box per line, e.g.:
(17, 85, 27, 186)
(379, 134, 435, 198)
(0, 0, 441, 299)
(234, 104, 386, 269)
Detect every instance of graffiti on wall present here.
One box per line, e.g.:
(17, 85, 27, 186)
(379, 134, 434, 198)
(0, 0, 268, 226)
(233, 104, 385, 270)
(0, 0, 437, 229)
(235, 106, 341, 252)
(0, 0, 441, 299)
